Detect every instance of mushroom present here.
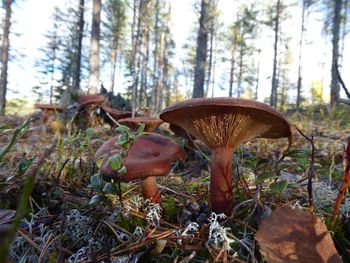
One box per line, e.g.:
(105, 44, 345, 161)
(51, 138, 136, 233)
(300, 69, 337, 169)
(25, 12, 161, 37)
(78, 94, 106, 106)
(101, 105, 132, 122)
(34, 104, 65, 123)
(160, 98, 292, 215)
(118, 117, 163, 132)
(94, 133, 185, 203)
(77, 95, 106, 127)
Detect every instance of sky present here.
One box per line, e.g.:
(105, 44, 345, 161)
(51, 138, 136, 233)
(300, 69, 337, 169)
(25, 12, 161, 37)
(6, 0, 350, 103)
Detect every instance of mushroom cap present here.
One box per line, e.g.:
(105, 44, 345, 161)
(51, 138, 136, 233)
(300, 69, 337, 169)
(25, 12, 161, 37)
(94, 133, 185, 182)
(35, 104, 65, 111)
(160, 98, 291, 149)
(102, 106, 132, 120)
(118, 117, 164, 132)
(78, 95, 106, 107)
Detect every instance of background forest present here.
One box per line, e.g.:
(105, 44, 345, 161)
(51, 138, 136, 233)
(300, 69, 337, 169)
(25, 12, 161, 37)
(0, 0, 349, 114)
(1, 0, 350, 262)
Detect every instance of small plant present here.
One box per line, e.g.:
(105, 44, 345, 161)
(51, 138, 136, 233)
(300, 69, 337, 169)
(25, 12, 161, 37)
(90, 123, 145, 206)
(0, 118, 30, 163)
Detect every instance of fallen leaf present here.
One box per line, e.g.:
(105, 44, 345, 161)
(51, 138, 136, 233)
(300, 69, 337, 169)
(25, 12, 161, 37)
(255, 207, 343, 263)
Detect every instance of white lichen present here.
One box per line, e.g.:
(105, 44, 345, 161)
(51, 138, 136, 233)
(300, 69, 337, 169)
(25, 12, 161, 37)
(144, 202, 163, 227)
(206, 213, 235, 252)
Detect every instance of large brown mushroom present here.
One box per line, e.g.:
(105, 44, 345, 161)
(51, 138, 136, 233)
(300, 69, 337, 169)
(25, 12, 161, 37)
(160, 98, 292, 215)
(94, 133, 185, 203)
(118, 117, 163, 132)
(34, 104, 65, 123)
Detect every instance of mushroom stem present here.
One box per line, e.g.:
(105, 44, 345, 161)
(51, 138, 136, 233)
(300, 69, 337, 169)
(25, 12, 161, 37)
(210, 147, 233, 215)
(141, 176, 161, 203)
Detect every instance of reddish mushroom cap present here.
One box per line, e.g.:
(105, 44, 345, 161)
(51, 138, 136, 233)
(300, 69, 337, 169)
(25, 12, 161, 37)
(94, 133, 185, 181)
(118, 117, 164, 132)
(160, 97, 292, 150)
(78, 95, 106, 107)
(102, 106, 132, 120)
(35, 104, 65, 111)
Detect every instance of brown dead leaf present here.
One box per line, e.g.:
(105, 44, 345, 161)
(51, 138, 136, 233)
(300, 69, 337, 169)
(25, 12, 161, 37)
(255, 207, 343, 263)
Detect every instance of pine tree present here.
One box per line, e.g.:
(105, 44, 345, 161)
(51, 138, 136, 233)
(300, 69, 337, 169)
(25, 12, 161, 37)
(192, 0, 210, 98)
(0, 0, 13, 115)
(87, 0, 102, 94)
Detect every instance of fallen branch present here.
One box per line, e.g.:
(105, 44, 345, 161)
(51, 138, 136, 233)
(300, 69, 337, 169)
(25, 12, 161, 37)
(336, 62, 350, 99)
(295, 126, 315, 211)
(332, 137, 350, 223)
(339, 98, 350, 105)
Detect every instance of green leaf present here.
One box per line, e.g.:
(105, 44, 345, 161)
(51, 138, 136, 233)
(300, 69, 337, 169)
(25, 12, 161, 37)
(136, 123, 145, 134)
(119, 165, 127, 175)
(52, 187, 64, 197)
(0, 124, 13, 130)
(86, 128, 94, 138)
(89, 195, 102, 205)
(103, 182, 118, 194)
(115, 125, 130, 133)
(116, 133, 129, 146)
(95, 156, 104, 169)
(108, 154, 122, 171)
(269, 180, 288, 193)
(256, 173, 278, 184)
(90, 173, 102, 191)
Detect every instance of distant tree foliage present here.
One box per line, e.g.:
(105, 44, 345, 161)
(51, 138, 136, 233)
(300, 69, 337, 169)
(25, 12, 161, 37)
(25, 0, 350, 115)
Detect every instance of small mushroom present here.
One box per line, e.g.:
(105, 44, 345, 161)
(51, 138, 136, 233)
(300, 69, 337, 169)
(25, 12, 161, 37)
(160, 98, 292, 215)
(34, 104, 65, 123)
(101, 105, 132, 122)
(118, 117, 163, 132)
(77, 94, 106, 106)
(94, 133, 185, 203)
(77, 95, 107, 127)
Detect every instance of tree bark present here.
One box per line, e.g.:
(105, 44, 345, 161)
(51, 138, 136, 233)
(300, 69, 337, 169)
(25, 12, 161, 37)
(296, 0, 308, 111)
(87, 0, 101, 94)
(0, 0, 12, 115)
(131, 0, 143, 117)
(330, 0, 342, 106)
(270, 0, 280, 108)
(152, 0, 160, 110)
(192, 0, 210, 98)
(72, 0, 85, 91)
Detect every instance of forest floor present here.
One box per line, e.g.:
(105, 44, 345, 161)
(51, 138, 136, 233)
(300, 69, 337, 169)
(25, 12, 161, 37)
(0, 105, 350, 263)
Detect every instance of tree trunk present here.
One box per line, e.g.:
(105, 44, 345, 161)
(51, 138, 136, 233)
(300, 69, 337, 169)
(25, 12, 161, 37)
(0, 0, 12, 116)
(296, 0, 307, 111)
(229, 0, 240, 98)
(88, 0, 101, 94)
(131, 0, 143, 117)
(140, 24, 150, 109)
(162, 3, 172, 108)
(110, 48, 117, 93)
(270, 0, 280, 108)
(192, 0, 210, 98)
(152, 0, 160, 109)
(330, 0, 342, 106)
(72, 0, 85, 91)
(206, 21, 215, 98)
(237, 45, 244, 98)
